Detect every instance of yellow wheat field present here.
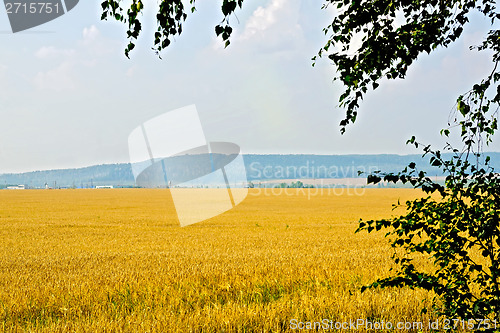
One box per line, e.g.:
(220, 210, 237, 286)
(0, 188, 435, 332)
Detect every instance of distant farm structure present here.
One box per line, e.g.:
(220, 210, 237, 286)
(6, 185, 25, 190)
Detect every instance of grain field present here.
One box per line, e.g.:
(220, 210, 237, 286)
(0, 188, 433, 332)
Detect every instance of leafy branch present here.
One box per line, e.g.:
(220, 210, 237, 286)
(357, 58, 500, 322)
(100, 0, 243, 58)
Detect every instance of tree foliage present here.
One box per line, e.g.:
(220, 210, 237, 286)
(317, 0, 499, 132)
(100, 0, 243, 58)
(357, 60, 500, 322)
(324, 0, 500, 323)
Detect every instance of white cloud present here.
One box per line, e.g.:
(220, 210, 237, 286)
(33, 61, 75, 91)
(80, 25, 116, 58)
(82, 25, 100, 44)
(35, 46, 76, 59)
(239, 0, 284, 39)
(32, 25, 120, 91)
(227, 0, 304, 53)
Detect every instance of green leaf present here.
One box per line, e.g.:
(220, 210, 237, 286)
(215, 25, 224, 36)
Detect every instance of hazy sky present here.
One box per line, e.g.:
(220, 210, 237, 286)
(0, 0, 497, 173)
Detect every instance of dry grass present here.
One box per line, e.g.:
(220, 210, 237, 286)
(0, 188, 435, 332)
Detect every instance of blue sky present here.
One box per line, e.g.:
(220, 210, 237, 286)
(0, 0, 497, 173)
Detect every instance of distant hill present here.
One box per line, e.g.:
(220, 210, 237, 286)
(0, 164, 135, 189)
(1, 153, 500, 189)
